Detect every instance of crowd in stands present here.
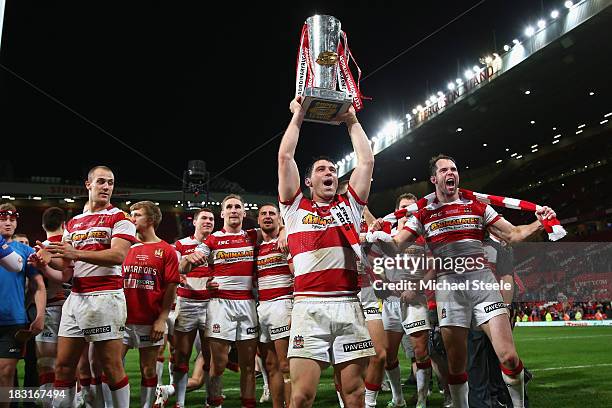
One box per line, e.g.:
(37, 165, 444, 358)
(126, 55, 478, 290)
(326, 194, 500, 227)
(515, 301, 611, 322)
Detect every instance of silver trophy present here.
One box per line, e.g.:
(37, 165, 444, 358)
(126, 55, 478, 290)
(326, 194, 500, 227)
(297, 15, 354, 125)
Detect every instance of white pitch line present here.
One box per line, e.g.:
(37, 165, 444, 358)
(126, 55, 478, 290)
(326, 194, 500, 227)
(518, 334, 612, 341)
(531, 363, 612, 372)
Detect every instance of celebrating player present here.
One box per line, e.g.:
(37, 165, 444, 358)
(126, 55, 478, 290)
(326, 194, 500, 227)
(375, 193, 433, 408)
(37, 166, 136, 407)
(256, 203, 293, 407)
(278, 96, 375, 408)
(164, 208, 215, 408)
(187, 195, 260, 408)
(371, 154, 556, 408)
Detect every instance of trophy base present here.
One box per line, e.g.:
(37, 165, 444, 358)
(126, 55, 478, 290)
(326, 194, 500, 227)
(302, 88, 353, 125)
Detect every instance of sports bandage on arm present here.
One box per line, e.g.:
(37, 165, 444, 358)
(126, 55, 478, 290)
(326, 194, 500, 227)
(0, 237, 23, 272)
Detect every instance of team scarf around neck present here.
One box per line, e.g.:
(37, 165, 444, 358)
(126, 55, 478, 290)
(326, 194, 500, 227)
(327, 195, 387, 285)
(376, 188, 566, 242)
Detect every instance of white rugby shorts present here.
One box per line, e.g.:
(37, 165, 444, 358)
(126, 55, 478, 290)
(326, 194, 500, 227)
(205, 298, 259, 341)
(174, 297, 209, 333)
(258, 298, 292, 343)
(436, 269, 507, 329)
(382, 299, 431, 335)
(288, 297, 375, 365)
(35, 305, 62, 344)
(123, 323, 165, 348)
(358, 286, 382, 322)
(58, 291, 127, 343)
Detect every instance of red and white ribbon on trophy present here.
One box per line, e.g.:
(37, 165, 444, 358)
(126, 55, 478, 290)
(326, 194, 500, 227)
(295, 24, 315, 99)
(295, 24, 368, 112)
(373, 189, 567, 242)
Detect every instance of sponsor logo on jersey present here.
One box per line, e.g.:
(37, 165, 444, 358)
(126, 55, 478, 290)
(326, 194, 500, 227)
(342, 339, 373, 352)
(212, 323, 221, 333)
(246, 326, 258, 335)
(429, 217, 480, 231)
(215, 249, 254, 260)
(484, 302, 506, 314)
(71, 230, 109, 242)
(403, 320, 426, 330)
(301, 213, 333, 226)
(154, 249, 164, 258)
(270, 325, 290, 335)
(82, 325, 111, 336)
(257, 254, 287, 268)
(293, 335, 304, 349)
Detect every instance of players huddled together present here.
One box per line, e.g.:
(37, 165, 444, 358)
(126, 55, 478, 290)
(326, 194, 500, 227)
(0, 96, 560, 408)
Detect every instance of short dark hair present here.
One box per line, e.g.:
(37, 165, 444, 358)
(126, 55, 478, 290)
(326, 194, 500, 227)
(193, 208, 215, 221)
(130, 201, 162, 229)
(429, 154, 457, 176)
(304, 155, 336, 179)
(87, 165, 113, 181)
(42, 207, 66, 232)
(221, 194, 244, 209)
(395, 193, 417, 210)
(258, 203, 279, 214)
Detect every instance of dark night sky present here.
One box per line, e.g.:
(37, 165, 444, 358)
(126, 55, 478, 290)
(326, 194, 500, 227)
(0, 0, 560, 194)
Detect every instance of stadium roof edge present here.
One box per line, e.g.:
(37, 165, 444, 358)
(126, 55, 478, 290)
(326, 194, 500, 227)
(337, 0, 612, 177)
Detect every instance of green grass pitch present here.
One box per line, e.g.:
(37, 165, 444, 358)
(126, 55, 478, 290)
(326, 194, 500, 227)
(17, 326, 612, 407)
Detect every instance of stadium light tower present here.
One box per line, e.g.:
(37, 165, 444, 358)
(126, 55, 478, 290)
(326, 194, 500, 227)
(182, 160, 210, 205)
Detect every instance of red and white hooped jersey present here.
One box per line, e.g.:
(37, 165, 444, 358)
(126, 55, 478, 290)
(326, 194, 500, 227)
(41, 235, 68, 306)
(174, 236, 211, 301)
(256, 237, 293, 301)
(280, 186, 366, 297)
(63, 205, 137, 294)
(122, 240, 180, 325)
(403, 197, 500, 275)
(196, 229, 258, 300)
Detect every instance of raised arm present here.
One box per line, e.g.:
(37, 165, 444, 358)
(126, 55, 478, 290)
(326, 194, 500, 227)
(278, 97, 305, 202)
(342, 107, 374, 201)
(487, 206, 555, 244)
